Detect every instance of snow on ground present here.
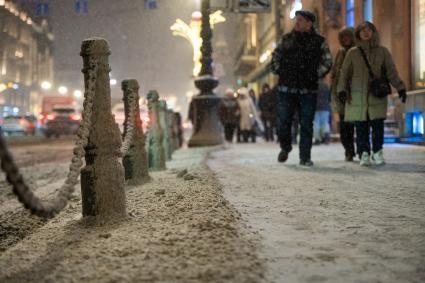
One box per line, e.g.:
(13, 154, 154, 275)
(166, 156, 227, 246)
(208, 141, 425, 283)
(0, 147, 264, 283)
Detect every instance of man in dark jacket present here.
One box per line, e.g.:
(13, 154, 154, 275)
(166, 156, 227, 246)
(259, 83, 278, 142)
(219, 88, 240, 143)
(271, 10, 332, 166)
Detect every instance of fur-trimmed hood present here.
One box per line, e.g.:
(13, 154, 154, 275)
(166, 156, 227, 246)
(354, 21, 380, 48)
(338, 26, 355, 48)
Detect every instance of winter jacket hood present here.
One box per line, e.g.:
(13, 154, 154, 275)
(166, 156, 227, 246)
(354, 21, 380, 49)
(338, 27, 355, 48)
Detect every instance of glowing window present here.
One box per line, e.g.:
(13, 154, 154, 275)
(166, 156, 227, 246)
(346, 0, 355, 27)
(363, 0, 373, 22)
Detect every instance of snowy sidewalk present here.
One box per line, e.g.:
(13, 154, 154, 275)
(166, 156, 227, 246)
(0, 147, 264, 283)
(208, 142, 425, 283)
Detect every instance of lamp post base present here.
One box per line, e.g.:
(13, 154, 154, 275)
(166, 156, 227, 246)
(188, 76, 223, 147)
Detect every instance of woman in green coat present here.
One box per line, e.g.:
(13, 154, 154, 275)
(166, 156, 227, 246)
(337, 21, 406, 166)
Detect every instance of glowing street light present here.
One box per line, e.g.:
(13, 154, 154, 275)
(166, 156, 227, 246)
(170, 10, 225, 77)
(58, 86, 68, 95)
(73, 90, 83, 98)
(110, 79, 117, 86)
(290, 0, 303, 19)
(41, 81, 52, 90)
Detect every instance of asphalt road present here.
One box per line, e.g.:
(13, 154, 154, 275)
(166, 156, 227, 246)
(4, 136, 75, 167)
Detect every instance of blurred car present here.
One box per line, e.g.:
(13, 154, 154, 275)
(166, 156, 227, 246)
(44, 107, 81, 138)
(112, 102, 150, 134)
(24, 114, 38, 135)
(1, 115, 35, 136)
(112, 103, 125, 133)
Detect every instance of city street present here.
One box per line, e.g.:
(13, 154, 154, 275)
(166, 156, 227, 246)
(1, 1, 424, 282)
(0, 139, 424, 282)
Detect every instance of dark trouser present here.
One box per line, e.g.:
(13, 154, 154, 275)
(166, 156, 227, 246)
(339, 114, 355, 157)
(241, 129, 254, 143)
(291, 113, 299, 144)
(355, 118, 384, 156)
(262, 117, 276, 142)
(277, 90, 316, 161)
(223, 123, 237, 142)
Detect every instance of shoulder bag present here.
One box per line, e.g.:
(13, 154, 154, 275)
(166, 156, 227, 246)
(358, 47, 391, 98)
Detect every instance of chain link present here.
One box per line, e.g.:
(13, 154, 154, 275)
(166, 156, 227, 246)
(0, 58, 98, 218)
(121, 89, 137, 154)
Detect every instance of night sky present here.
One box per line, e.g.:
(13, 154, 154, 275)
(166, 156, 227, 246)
(44, 0, 237, 115)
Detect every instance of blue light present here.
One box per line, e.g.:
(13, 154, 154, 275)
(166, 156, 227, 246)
(346, 0, 355, 27)
(412, 112, 424, 135)
(363, 0, 373, 22)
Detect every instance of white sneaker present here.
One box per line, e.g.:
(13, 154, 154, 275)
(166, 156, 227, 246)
(372, 149, 385, 165)
(360, 152, 371, 166)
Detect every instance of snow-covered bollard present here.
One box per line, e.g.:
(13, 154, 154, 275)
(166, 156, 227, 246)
(159, 100, 172, 161)
(122, 79, 151, 185)
(80, 38, 126, 218)
(147, 90, 166, 171)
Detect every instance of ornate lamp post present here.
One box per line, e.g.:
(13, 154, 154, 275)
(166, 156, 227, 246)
(187, 0, 223, 147)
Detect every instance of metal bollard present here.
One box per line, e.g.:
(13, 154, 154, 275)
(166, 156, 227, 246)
(122, 79, 151, 185)
(80, 38, 126, 218)
(159, 100, 172, 161)
(147, 90, 166, 171)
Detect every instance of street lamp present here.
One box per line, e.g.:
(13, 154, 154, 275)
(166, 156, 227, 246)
(58, 86, 68, 95)
(170, 10, 225, 77)
(187, 0, 223, 147)
(73, 90, 83, 98)
(41, 81, 52, 90)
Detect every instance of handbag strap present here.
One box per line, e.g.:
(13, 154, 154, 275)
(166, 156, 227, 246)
(358, 46, 375, 79)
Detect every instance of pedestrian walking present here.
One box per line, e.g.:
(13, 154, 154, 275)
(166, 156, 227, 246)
(237, 87, 259, 143)
(259, 83, 278, 142)
(219, 88, 240, 143)
(249, 88, 257, 107)
(337, 21, 406, 166)
(330, 26, 357, 161)
(313, 79, 331, 145)
(271, 10, 332, 166)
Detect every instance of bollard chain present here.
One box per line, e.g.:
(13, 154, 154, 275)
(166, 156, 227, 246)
(121, 89, 137, 154)
(0, 58, 98, 218)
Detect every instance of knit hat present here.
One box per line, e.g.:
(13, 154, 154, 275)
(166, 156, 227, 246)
(295, 10, 315, 23)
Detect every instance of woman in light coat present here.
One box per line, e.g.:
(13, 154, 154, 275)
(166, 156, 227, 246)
(337, 21, 406, 166)
(237, 87, 260, 143)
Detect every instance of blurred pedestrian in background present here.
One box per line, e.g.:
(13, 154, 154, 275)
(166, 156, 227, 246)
(249, 88, 257, 107)
(259, 83, 278, 142)
(313, 79, 331, 145)
(219, 88, 240, 143)
(237, 87, 260, 143)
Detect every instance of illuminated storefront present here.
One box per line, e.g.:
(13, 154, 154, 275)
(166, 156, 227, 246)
(413, 0, 425, 89)
(401, 0, 425, 143)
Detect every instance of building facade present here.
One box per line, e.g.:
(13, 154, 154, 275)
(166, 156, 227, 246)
(234, 0, 424, 141)
(0, 0, 54, 116)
